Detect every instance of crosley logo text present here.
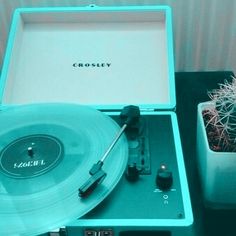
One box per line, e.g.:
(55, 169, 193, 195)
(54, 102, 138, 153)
(72, 63, 111, 68)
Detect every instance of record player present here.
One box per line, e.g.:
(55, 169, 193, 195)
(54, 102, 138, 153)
(0, 5, 193, 236)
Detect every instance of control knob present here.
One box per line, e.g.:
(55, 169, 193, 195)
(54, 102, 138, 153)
(156, 165, 173, 190)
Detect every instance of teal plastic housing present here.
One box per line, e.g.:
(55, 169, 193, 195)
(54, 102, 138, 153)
(66, 111, 193, 236)
(0, 5, 193, 235)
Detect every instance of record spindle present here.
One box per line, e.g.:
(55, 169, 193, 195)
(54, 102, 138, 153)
(27, 146, 34, 157)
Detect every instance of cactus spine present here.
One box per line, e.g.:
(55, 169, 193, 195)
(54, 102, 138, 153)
(207, 77, 236, 151)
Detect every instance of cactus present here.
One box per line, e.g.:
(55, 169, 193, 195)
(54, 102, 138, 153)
(205, 76, 236, 152)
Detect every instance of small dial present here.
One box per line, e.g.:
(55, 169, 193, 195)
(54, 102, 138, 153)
(156, 165, 173, 190)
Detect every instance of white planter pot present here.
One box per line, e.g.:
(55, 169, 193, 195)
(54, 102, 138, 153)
(197, 102, 236, 209)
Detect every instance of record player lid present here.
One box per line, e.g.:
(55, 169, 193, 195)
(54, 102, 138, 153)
(0, 5, 175, 111)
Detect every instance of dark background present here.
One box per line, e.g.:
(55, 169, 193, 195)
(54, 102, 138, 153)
(175, 71, 236, 236)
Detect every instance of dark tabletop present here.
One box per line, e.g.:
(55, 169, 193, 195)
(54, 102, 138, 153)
(175, 71, 236, 236)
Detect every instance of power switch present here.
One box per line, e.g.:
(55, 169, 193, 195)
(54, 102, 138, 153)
(156, 165, 173, 190)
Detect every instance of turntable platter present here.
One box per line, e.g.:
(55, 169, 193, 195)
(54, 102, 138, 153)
(0, 104, 128, 236)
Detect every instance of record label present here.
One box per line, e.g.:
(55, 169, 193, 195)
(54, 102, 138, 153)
(0, 134, 63, 178)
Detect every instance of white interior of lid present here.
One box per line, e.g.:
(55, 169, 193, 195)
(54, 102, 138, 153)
(2, 9, 171, 109)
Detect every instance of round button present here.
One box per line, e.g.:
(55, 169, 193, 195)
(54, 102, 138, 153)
(156, 166, 173, 190)
(125, 163, 140, 181)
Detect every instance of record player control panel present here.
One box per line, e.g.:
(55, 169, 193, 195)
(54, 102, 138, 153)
(69, 114, 187, 236)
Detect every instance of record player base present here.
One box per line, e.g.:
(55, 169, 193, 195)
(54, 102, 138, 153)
(64, 113, 193, 236)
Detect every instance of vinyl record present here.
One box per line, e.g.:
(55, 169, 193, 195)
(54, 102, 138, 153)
(0, 103, 128, 236)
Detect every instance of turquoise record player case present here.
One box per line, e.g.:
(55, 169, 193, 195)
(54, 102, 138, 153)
(0, 5, 193, 236)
